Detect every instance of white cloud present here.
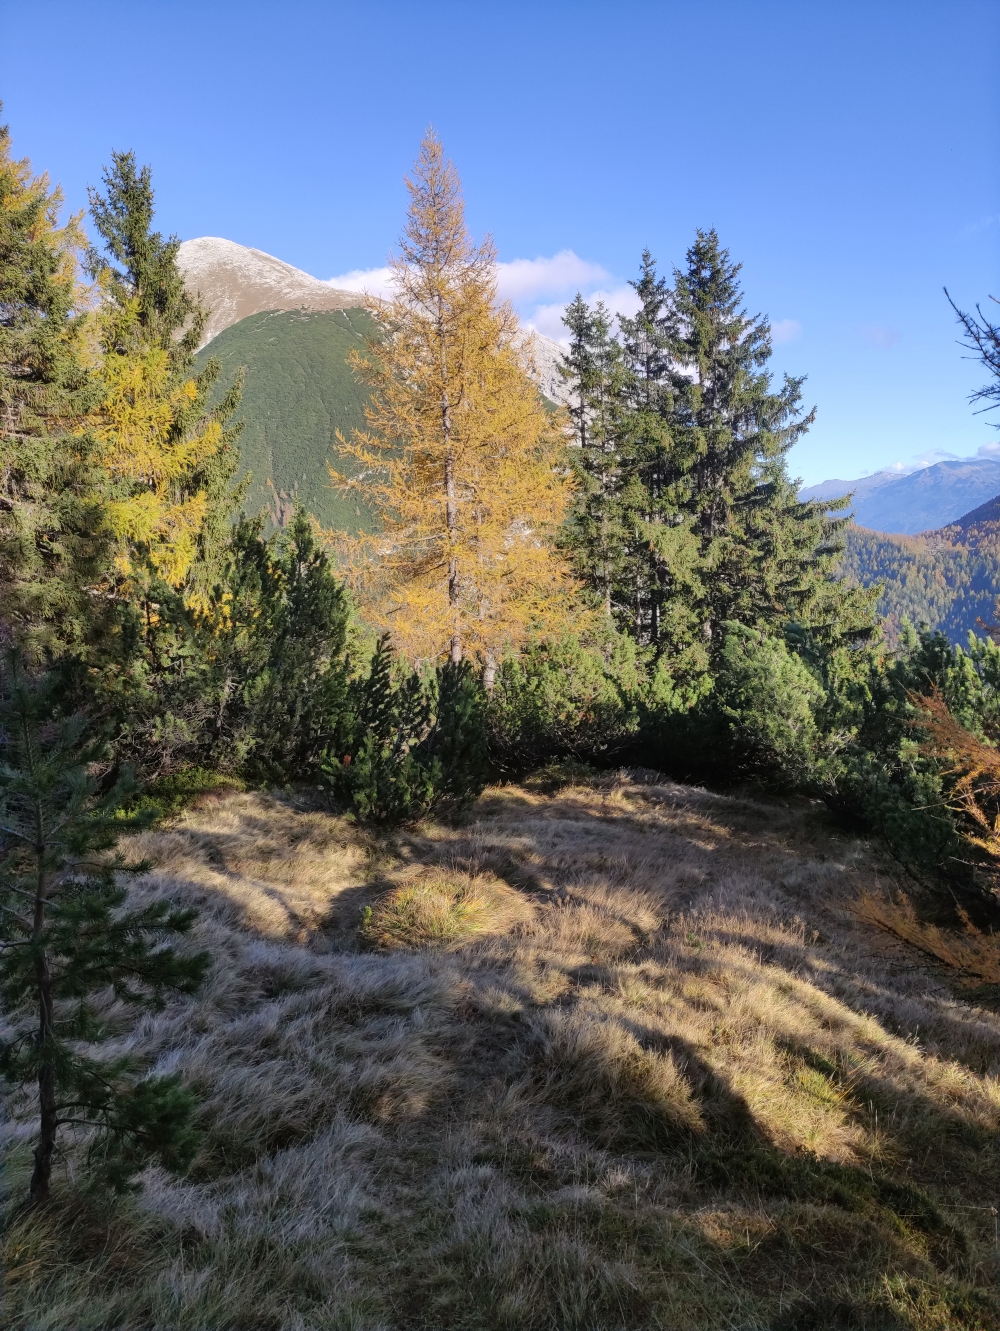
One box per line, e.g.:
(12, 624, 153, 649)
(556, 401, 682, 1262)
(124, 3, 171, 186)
(588, 285, 642, 318)
(328, 250, 611, 307)
(960, 213, 1000, 239)
(862, 325, 902, 349)
(328, 253, 637, 348)
(326, 266, 395, 299)
(495, 250, 609, 302)
(527, 285, 642, 346)
(771, 318, 802, 345)
(524, 303, 572, 343)
(978, 440, 1000, 457)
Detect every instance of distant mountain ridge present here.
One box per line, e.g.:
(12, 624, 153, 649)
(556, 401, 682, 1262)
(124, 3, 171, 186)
(800, 457, 1000, 535)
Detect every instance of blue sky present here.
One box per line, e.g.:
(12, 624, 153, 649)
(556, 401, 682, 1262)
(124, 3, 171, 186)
(2, 0, 998, 485)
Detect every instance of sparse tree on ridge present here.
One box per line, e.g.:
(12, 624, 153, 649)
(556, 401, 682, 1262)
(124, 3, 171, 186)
(329, 130, 578, 682)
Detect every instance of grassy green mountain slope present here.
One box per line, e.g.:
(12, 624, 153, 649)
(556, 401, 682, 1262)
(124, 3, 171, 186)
(7, 774, 1000, 1328)
(195, 307, 379, 532)
(196, 303, 561, 536)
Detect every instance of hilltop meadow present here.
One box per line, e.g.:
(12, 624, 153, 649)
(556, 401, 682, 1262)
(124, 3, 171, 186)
(4, 119, 1000, 1331)
(7, 774, 1000, 1330)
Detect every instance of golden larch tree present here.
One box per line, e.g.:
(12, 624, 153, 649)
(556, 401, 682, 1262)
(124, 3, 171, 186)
(83, 151, 243, 614)
(329, 131, 577, 677)
(88, 324, 221, 594)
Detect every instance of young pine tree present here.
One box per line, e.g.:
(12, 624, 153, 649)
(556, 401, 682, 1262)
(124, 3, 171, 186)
(330, 131, 577, 680)
(0, 111, 109, 658)
(0, 654, 208, 1205)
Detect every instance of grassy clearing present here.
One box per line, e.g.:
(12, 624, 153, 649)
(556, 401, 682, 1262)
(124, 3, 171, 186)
(4, 776, 1000, 1329)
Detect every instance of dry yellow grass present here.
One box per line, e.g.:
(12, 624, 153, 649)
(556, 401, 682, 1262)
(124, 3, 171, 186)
(4, 776, 1000, 1329)
(362, 870, 534, 950)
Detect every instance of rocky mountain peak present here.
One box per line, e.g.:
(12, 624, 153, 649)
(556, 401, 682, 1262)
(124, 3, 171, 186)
(177, 237, 361, 347)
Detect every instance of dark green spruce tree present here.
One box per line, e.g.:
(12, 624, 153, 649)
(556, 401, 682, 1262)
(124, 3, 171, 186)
(665, 228, 863, 647)
(87, 152, 204, 371)
(558, 295, 632, 616)
(615, 251, 703, 656)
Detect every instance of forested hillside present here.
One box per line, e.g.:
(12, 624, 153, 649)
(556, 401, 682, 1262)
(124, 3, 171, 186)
(194, 307, 379, 531)
(841, 521, 1000, 643)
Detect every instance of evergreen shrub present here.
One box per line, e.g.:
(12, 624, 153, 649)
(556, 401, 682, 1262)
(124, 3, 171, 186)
(484, 631, 640, 777)
(323, 638, 488, 826)
(714, 623, 825, 784)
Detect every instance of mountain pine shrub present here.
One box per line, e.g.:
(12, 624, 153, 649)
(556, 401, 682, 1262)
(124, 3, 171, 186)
(323, 638, 487, 826)
(483, 629, 641, 777)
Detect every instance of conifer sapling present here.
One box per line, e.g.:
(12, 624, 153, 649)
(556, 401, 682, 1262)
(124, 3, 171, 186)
(0, 653, 208, 1205)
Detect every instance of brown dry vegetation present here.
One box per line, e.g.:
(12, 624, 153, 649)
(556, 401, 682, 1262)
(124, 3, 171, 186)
(4, 773, 1000, 1330)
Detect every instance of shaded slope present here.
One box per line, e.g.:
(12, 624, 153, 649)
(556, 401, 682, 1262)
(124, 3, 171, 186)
(195, 307, 378, 531)
(841, 524, 1000, 644)
(938, 492, 1000, 541)
(840, 480, 1000, 644)
(6, 775, 1000, 1328)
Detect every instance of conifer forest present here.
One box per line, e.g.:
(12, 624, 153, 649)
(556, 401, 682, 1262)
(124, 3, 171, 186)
(4, 110, 1000, 1330)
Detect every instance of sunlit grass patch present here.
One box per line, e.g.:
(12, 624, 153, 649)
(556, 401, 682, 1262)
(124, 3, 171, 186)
(531, 1007, 704, 1146)
(361, 871, 534, 950)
